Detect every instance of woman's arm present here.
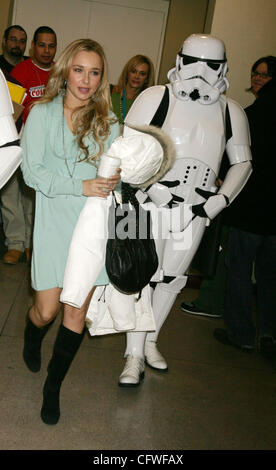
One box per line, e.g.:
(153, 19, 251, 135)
(21, 104, 84, 198)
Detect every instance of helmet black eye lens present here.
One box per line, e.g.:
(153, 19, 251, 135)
(179, 52, 225, 71)
(182, 56, 198, 66)
(207, 62, 220, 70)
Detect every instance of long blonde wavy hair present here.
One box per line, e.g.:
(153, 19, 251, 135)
(38, 38, 116, 162)
(116, 54, 155, 94)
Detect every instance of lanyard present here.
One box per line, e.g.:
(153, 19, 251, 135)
(121, 88, 127, 120)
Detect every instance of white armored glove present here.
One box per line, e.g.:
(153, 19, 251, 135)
(192, 188, 228, 220)
(136, 183, 172, 207)
(136, 182, 186, 208)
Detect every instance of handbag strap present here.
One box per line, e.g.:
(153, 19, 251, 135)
(121, 182, 139, 209)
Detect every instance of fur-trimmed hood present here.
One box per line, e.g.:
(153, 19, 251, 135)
(106, 124, 176, 189)
(125, 124, 176, 188)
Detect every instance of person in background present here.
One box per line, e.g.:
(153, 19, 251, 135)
(213, 56, 276, 356)
(0, 25, 27, 248)
(110, 54, 155, 131)
(0, 25, 27, 74)
(1, 26, 57, 266)
(180, 221, 229, 319)
(0, 25, 28, 130)
(21, 38, 120, 425)
(11, 25, 57, 123)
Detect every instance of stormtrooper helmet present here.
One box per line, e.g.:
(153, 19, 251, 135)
(168, 34, 229, 104)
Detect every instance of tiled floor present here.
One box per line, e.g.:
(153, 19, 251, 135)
(0, 258, 275, 450)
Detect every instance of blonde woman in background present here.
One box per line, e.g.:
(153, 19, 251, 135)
(110, 54, 155, 131)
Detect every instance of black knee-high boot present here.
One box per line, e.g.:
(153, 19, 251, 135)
(23, 315, 55, 372)
(40, 324, 85, 425)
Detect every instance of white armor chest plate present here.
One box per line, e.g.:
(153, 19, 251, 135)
(162, 97, 226, 176)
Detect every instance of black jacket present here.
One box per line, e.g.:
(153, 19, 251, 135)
(225, 79, 276, 235)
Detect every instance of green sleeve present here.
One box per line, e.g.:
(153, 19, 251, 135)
(21, 104, 83, 198)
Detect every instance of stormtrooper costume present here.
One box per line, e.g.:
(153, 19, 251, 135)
(118, 34, 252, 386)
(0, 69, 22, 189)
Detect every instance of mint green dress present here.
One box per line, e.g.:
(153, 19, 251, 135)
(21, 94, 120, 291)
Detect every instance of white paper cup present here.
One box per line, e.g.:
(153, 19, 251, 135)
(98, 154, 121, 178)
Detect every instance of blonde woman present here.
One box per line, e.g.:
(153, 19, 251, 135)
(21, 38, 120, 425)
(110, 54, 155, 129)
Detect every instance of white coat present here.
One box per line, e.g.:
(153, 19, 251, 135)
(60, 127, 176, 335)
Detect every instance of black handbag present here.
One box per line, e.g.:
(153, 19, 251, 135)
(105, 183, 158, 295)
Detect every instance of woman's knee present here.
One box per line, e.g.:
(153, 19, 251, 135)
(32, 288, 62, 325)
(32, 303, 60, 325)
(64, 304, 86, 323)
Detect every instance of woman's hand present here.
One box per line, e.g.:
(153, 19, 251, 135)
(82, 168, 121, 197)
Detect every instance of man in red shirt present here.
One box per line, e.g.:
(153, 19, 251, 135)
(11, 25, 57, 123)
(2, 26, 57, 265)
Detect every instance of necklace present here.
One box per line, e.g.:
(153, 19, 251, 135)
(119, 88, 127, 123)
(64, 103, 75, 111)
(119, 88, 139, 122)
(62, 103, 78, 178)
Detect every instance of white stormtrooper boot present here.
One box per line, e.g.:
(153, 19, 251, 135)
(144, 340, 168, 371)
(144, 279, 185, 371)
(118, 355, 145, 387)
(118, 332, 146, 387)
(144, 283, 168, 371)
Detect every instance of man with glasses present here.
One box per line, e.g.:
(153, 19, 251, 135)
(0, 25, 27, 74)
(0, 25, 28, 263)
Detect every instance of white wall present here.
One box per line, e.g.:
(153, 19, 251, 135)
(210, 0, 276, 108)
(11, 0, 169, 84)
(158, 0, 209, 84)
